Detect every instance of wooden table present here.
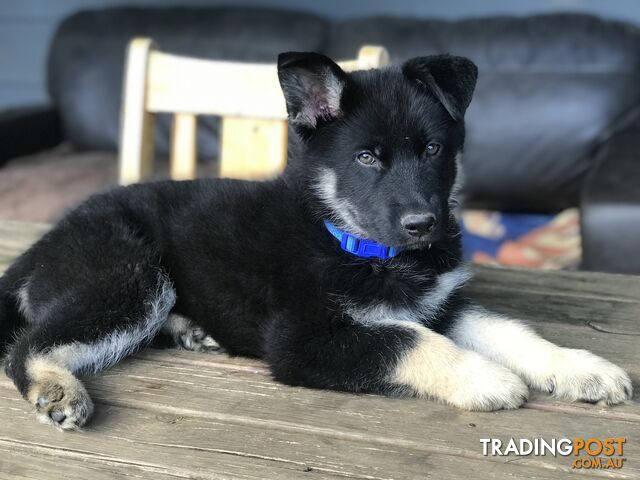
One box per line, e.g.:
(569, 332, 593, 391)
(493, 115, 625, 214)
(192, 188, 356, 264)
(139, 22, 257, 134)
(0, 221, 638, 479)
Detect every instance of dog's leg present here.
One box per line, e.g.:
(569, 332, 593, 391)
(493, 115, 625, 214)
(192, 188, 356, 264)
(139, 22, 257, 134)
(4, 271, 175, 430)
(160, 313, 222, 352)
(448, 305, 633, 404)
(266, 317, 528, 411)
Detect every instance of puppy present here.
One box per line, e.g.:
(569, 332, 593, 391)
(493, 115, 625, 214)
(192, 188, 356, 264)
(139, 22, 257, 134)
(0, 52, 632, 430)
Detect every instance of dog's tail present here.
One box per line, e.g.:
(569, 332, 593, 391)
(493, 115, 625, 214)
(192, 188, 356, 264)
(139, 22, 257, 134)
(0, 272, 27, 356)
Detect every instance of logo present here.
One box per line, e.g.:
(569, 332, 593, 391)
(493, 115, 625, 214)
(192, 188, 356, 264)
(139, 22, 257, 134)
(480, 437, 626, 470)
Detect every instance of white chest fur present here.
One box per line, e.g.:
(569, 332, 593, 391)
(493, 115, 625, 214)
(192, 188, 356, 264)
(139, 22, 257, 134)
(346, 265, 472, 327)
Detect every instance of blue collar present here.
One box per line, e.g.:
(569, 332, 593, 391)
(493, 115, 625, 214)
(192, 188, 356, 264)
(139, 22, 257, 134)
(323, 220, 403, 260)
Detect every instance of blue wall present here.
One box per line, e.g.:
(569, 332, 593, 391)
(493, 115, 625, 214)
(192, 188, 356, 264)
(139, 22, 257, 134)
(2, 0, 640, 108)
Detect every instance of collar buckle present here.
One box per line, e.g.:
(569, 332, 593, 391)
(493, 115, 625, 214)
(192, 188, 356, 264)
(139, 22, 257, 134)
(325, 221, 401, 260)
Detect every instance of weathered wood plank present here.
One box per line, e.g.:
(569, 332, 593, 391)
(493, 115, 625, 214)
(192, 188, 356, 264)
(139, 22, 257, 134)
(0, 443, 190, 480)
(473, 264, 640, 303)
(3, 349, 636, 478)
(469, 286, 640, 340)
(0, 387, 585, 480)
(470, 286, 640, 335)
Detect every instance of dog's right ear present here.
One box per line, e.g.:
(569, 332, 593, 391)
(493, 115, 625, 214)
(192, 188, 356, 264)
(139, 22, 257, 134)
(277, 52, 348, 129)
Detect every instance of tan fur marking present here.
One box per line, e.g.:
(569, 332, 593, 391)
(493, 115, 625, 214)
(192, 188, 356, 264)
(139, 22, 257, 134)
(26, 356, 93, 430)
(25, 358, 74, 404)
(392, 324, 464, 398)
(390, 323, 528, 411)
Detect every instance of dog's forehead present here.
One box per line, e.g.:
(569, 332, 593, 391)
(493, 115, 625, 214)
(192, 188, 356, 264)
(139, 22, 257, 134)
(348, 68, 449, 135)
(350, 68, 414, 105)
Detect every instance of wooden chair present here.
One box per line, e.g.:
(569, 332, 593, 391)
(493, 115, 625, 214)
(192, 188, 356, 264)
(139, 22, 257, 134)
(118, 39, 389, 185)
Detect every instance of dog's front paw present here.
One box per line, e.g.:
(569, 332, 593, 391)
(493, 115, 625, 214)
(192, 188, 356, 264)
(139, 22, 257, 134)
(544, 349, 632, 405)
(28, 372, 94, 430)
(448, 352, 529, 411)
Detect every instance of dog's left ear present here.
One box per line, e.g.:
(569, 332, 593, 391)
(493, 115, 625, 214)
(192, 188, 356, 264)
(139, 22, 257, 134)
(277, 52, 348, 129)
(402, 55, 478, 121)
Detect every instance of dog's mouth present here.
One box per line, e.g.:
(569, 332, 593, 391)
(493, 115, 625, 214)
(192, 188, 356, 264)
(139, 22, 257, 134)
(398, 237, 437, 251)
(403, 238, 431, 249)
(364, 228, 440, 251)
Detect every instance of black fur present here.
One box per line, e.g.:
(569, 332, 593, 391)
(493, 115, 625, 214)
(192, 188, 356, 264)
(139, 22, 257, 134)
(1, 53, 480, 423)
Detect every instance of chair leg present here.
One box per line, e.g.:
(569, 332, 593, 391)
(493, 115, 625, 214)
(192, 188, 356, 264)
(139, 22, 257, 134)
(119, 38, 156, 185)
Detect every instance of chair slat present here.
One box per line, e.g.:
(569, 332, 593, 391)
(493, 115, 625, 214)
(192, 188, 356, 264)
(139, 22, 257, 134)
(145, 47, 389, 118)
(170, 113, 198, 180)
(355, 45, 390, 69)
(147, 52, 288, 119)
(220, 118, 288, 180)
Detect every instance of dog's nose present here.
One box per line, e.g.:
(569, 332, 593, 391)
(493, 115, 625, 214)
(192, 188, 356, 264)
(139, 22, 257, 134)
(401, 213, 437, 237)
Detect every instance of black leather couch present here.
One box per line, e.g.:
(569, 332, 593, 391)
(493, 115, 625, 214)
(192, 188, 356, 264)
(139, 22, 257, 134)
(3, 7, 640, 274)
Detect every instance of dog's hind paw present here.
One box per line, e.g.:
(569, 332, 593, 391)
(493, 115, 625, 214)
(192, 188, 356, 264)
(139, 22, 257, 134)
(162, 314, 223, 353)
(27, 366, 93, 431)
(544, 349, 632, 405)
(178, 326, 223, 353)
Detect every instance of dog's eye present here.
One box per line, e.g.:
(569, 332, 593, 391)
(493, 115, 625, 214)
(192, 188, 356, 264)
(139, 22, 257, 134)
(425, 143, 441, 156)
(356, 150, 377, 166)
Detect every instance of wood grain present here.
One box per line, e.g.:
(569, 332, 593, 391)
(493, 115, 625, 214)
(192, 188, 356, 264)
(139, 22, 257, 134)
(0, 380, 631, 480)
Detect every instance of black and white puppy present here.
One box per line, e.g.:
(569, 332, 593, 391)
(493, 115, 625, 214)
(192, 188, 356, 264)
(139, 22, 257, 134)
(0, 52, 632, 430)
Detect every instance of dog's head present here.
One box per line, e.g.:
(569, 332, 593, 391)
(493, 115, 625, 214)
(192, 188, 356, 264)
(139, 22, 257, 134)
(278, 52, 477, 249)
